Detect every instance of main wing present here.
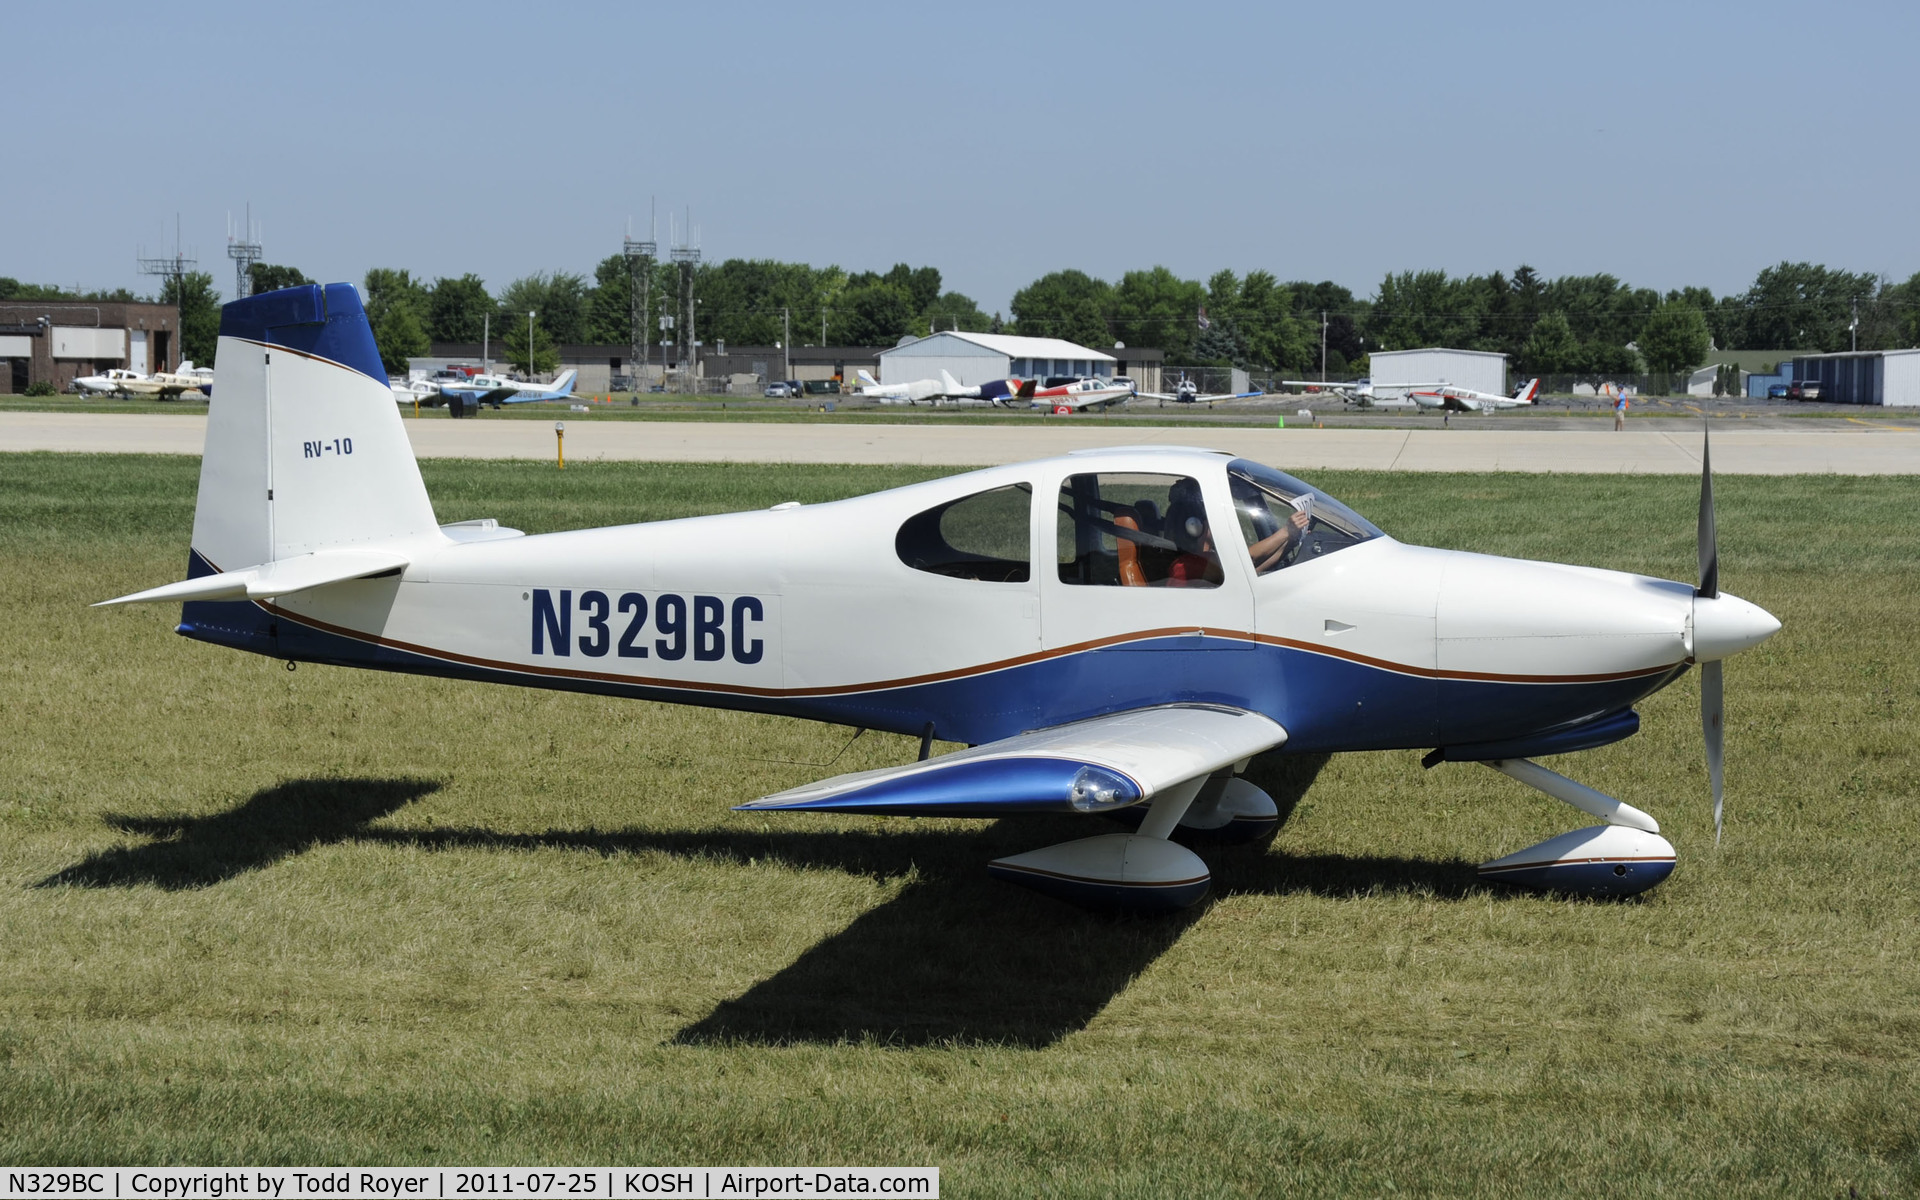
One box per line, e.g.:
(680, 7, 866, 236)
(739, 703, 1287, 816)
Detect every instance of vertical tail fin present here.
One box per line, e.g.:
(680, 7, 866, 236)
(856, 369, 880, 388)
(191, 283, 440, 573)
(1517, 378, 1540, 404)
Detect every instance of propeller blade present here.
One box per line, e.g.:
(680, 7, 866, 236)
(1702, 658, 1725, 844)
(1697, 423, 1718, 599)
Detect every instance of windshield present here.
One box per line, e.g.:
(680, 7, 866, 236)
(1226, 459, 1383, 573)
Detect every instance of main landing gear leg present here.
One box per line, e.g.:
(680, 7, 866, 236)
(1474, 757, 1676, 897)
(988, 776, 1216, 913)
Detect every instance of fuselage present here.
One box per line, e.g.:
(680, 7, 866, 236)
(181, 448, 1705, 754)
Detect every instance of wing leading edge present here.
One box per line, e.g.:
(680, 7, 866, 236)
(739, 703, 1287, 817)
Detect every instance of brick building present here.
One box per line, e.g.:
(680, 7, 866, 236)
(0, 299, 182, 393)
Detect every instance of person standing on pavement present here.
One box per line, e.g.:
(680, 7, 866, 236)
(1613, 392, 1629, 431)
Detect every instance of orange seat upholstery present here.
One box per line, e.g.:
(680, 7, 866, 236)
(1114, 514, 1147, 587)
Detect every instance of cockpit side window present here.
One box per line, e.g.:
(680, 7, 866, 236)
(895, 483, 1032, 582)
(1056, 472, 1221, 588)
(1227, 459, 1383, 573)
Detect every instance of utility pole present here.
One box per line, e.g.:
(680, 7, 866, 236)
(1320, 310, 1328, 382)
(1851, 297, 1859, 352)
(783, 306, 791, 383)
(482, 313, 490, 371)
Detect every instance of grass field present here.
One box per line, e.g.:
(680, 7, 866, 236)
(1, 453, 1916, 1195)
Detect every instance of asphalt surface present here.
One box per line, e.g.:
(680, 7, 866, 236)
(5, 410, 1918, 473)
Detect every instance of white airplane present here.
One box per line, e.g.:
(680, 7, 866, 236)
(74, 363, 211, 398)
(1406, 378, 1540, 412)
(391, 377, 440, 406)
(853, 369, 1022, 407)
(439, 368, 579, 411)
(99, 283, 1780, 911)
(72, 368, 150, 396)
(1026, 376, 1136, 411)
(1277, 378, 1374, 403)
(1140, 377, 1265, 405)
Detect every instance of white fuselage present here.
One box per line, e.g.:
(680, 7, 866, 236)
(227, 449, 1727, 753)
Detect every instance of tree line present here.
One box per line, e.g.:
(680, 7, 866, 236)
(8, 259, 1918, 380)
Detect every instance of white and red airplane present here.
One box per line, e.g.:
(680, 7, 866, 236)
(1024, 376, 1136, 411)
(99, 285, 1778, 911)
(1406, 378, 1541, 412)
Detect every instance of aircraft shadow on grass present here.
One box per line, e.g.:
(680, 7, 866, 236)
(36, 756, 1492, 1048)
(37, 778, 441, 890)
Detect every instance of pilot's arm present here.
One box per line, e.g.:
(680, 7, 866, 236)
(1249, 509, 1311, 573)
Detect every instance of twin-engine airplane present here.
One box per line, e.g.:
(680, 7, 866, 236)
(438, 368, 579, 412)
(1407, 378, 1541, 412)
(100, 285, 1780, 911)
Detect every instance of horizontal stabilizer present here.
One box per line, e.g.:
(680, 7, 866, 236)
(96, 547, 410, 607)
(739, 703, 1286, 817)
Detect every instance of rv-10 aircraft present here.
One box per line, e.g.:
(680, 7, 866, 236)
(99, 285, 1780, 910)
(1406, 378, 1541, 412)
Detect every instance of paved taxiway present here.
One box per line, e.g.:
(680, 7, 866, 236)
(3, 411, 1918, 473)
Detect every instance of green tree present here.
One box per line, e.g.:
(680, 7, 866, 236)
(922, 290, 991, 334)
(427, 274, 492, 343)
(249, 264, 313, 295)
(587, 254, 633, 346)
(1734, 261, 1876, 351)
(160, 272, 222, 365)
(497, 272, 589, 345)
(1237, 271, 1310, 372)
(500, 313, 557, 375)
(1638, 300, 1710, 376)
(1011, 270, 1114, 347)
(1108, 268, 1202, 361)
(833, 283, 915, 345)
(1519, 312, 1579, 374)
(363, 268, 431, 377)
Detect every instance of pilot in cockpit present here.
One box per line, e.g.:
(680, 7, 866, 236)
(1232, 476, 1312, 574)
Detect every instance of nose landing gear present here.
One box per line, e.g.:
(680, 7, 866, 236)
(1472, 758, 1676, 897)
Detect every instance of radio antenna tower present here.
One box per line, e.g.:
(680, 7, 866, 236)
(669, 204, 701, 392)
(137, 213, 197, 301)
(622, 200, 657, 393)
(227, 205, 264, 299)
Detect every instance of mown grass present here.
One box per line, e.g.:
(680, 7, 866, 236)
(1, 453, 1915, 1195)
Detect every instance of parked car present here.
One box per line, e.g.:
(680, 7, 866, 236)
(1767, 384, 1790, 399)
(1787, 380, 1824, 401)
(764, 382, 797, 398)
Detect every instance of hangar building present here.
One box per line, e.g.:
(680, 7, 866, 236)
(1370, 348, 1508, 400)
(1790, 349, 1920, 406)
(0, 300, 181, 393)
(879, 332, 1119, 388)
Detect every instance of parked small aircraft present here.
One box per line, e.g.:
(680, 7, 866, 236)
(1141, 376, 1265, 405)
(1025, 376, 1136, 411)
(854, 369, 1023, 407)
(1407, 378, 1540, 412)
(74, 362, 211, 398)
(100, 284, 1779, 912)
(1278, 378, 1374, 403)
(439, 368, 579, 410)
(72, 368, 150, 396)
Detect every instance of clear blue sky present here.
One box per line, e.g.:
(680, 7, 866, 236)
(12, 0, 1916, 312)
